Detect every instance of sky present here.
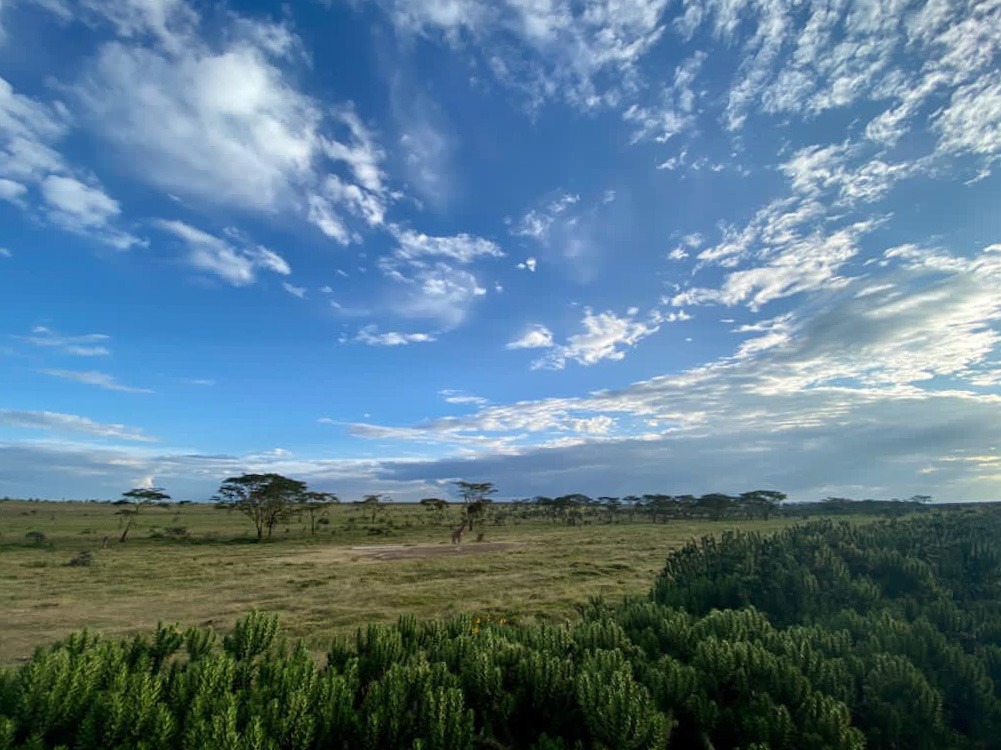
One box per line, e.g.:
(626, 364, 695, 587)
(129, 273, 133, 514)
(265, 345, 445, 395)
(0, 0, 999, 503)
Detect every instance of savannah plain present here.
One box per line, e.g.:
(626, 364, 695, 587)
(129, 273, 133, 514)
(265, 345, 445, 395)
(0, 498, 793, 664)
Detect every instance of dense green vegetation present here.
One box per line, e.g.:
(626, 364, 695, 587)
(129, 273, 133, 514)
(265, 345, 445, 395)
(3, 509, 999, 749)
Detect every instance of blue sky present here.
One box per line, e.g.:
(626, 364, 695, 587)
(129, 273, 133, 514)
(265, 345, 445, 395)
(1, 0, 1000, 502)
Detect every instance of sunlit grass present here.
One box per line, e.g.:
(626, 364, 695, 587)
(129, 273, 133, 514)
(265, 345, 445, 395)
(0, 499, 798, 664)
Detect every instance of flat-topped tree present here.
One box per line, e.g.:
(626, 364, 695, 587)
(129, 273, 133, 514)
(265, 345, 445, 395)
(419, 497, 448, 525)
(739, 490, 787, 520)
(217, 473, 307, 541)
(454, 481, 497, 531)
(301, 491, 338, 535)
(118, 486, 171, 542)
(122, 486, 171, 511)
(359, 493, 390, 523)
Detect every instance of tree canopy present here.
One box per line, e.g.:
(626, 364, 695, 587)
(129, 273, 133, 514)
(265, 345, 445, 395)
(217, 473, 307, 541)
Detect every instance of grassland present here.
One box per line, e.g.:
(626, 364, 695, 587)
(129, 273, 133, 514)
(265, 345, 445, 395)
(0, 499, 797, 665)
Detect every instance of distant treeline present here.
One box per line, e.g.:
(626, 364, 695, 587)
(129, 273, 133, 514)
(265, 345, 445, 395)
(498, 491, 940, 524)
(1, 492, 944, 524)
(4, 508, 1001, 748)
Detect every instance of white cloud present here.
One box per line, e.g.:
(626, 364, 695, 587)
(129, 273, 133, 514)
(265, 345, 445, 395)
(506, 324, 553, 350)
(393, 263, 486, 327)
(935, 77, 1001, 163)
(512, 192, 578, 240)
(0, 75, 68, 182)
(0, 177, 27, 203)
(41, 175, 114, 224)
(282, 281, 307, 299)
(510, 191, 609, 281)
(155, 219, 290, 286)
(381, 0, 670, 110)
(0, 409, 154, 442)
(354, 325, 436, 346)
(40, 368, 154, 393)
(0, 76, 137, 247)
(65, 11, 391, 243)
(73, 41, 318, 211)
(534, 307, 661, 368)
(440, 389, 488, 405)
(392, 227, 504, 263)
(15, 325, 111, 356)
(779, 143, 912, 206)
(0, 247, 11, 258)
(623, 50, 704, 143)
(377, 227, 497, 328)
(80, 0, 199, 52)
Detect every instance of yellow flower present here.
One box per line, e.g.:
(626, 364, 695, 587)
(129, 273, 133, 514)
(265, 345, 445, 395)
(472, 626, 480, 634)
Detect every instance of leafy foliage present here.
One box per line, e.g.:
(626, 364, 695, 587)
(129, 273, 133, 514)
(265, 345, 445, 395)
(3, 510, 1001, 748)
(216, 474, 308, 541)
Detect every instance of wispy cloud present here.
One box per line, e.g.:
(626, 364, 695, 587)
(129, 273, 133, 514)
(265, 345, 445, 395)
(282, 281, 307, 299)
(40, 368, 154, 393)
(0, 409, 154, 442)
(15, 325, 111, 356)
(155, 220, 290, 286)
(440, 389, 488, 405)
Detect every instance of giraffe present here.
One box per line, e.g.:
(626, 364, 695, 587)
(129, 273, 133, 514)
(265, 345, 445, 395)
(451, 518, 471, 544)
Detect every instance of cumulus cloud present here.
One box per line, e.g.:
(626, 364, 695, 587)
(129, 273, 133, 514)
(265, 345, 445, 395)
(506, 324, 554, 350)
(516, 257, 537, 272)
(533, 307, 661, 369)
(65, 8, 391, 244)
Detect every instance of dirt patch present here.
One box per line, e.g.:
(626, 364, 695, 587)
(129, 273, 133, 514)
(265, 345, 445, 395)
(362, 542, 520, 560)
(272, 541, 523, 566)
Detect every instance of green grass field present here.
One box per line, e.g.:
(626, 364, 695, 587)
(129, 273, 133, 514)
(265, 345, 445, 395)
(0, 499, 797, 665)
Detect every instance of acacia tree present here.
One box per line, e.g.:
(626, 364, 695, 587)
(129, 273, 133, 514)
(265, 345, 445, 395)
(359, 493, 390, 523)
(454, 481, 496, 531)
(301, 491, 338, 535)
(118, 486, 171, 542)
(698, 493, 735, 521)
(217, 474, 307, 541)
(419, 498, 448, 526)
(739, 490, 788, 520)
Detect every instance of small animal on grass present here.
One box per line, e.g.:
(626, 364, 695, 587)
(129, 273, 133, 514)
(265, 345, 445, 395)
(451, 519, 471, 544)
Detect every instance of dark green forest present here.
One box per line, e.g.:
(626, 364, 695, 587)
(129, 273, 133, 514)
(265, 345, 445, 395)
(4, 509, 1001, 749)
